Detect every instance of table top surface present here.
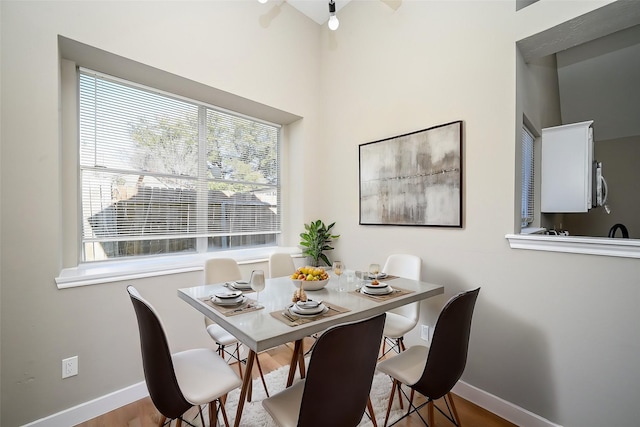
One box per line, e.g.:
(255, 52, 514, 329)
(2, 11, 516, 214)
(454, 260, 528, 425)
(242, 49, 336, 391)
(178, 276, 444, 352)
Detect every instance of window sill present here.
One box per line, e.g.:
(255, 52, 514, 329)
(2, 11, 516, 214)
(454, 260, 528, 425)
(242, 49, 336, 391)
(519, 227, 546, 235)
(505, 234, 640, 258)
(55, 247, 303, 289)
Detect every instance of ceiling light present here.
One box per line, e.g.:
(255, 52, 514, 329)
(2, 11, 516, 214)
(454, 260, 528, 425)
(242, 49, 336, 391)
(258, 0, 268, 3)
(328, 0, 340, 31)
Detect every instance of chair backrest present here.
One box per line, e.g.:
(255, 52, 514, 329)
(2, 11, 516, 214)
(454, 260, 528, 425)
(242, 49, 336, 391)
(382, 254, 421, 280)
(204, 258, 242, 284)
(413, 288, 480, 400)
(297, 313, 386, 427)
(204, 258, 242, 328)
(383, 254, 422, 320)
(269, 252, 296, 278)
(127, 286, 191, 419)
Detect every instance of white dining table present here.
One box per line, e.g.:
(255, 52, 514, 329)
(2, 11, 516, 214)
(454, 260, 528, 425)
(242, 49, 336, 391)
(178, 275, 443, 427)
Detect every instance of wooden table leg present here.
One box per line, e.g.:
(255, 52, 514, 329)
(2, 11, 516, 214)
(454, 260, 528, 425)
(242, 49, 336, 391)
(297, 341, 306, 380)
(233, 350, 255, 427)
(286, 339, 303, 387)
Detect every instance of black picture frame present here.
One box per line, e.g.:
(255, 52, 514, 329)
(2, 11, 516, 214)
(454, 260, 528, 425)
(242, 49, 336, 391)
(359, 120, 463, 227)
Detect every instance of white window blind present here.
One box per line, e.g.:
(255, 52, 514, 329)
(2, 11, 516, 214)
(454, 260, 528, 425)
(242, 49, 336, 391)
(79, 69, 280, 261)
(521, 125, 535, 226)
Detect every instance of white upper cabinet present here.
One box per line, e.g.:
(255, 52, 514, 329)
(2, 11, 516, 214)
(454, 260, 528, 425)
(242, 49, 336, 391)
(541, 121, 594, 213)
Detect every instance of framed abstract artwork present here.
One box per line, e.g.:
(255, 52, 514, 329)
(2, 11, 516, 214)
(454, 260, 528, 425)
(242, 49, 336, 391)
(359, 120, 463, 227)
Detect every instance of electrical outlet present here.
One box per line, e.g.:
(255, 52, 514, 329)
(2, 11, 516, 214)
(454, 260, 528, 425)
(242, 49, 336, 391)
(420, 325, 430, 341)
(62, 356, 78, 379)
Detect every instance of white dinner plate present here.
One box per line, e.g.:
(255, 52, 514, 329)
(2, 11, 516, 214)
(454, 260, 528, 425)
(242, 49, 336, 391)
(214, 290, 243, 299)
(229, 281, 252, 290)
(365, 282, 389, 290)
(212, 295, 247, 306)
(368, 272, 388, 279)
(288, 306, 329, 317)
(291, 302, 326, 315)
(295, 299, 321, 309)
(361, 285, 394, 296)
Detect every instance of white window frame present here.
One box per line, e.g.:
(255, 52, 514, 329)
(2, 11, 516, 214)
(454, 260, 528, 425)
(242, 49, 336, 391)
(78, 68, 282, 263)
(57, 38, 304, 288)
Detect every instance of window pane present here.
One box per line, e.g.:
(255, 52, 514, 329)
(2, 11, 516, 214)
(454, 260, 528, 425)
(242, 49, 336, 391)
(79, 70, 280, 261)
(80, 74, 199, 176)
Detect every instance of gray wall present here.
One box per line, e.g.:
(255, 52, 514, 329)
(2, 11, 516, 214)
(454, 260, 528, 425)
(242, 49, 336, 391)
(562, 136, 640, 237)
(2, 1, 640, 427)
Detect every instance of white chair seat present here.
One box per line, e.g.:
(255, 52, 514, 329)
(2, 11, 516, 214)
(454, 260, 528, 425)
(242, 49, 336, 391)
(262, 379, 305, 427)
(377, 345, 429, 387)
(172, 348, 243, 405)
(206, 323, 238, 347)
(383, 311, 418, 339)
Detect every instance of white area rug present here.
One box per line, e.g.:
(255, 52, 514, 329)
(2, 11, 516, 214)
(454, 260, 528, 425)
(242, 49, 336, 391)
(213, 362, 407, 427)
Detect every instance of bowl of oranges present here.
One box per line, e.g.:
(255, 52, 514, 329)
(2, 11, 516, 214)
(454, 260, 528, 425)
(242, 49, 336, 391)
(291, 266, 330, 291)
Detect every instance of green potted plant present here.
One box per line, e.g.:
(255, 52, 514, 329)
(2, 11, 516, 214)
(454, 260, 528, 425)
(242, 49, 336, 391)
(299, 220, 340, 267)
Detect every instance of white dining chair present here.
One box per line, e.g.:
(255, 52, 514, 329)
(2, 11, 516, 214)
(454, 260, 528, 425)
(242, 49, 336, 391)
(268, 252, 296, 278)
(203, 258, 269, 397)
(380, 254, 422, 357)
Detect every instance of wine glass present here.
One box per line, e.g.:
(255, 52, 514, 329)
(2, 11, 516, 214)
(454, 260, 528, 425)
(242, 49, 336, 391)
(355, 270, 365, 289)
(368, 263, 380, 280)
(332, 261, 344, 288)
(345, 270, 356, 292)
(250, 269, 266, 307)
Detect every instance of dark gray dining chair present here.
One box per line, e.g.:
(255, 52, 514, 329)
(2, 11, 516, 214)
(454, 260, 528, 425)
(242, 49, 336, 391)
(262, 313, 386, 427)
(377, 288, 480, 427)
(127, 286, 242, 427)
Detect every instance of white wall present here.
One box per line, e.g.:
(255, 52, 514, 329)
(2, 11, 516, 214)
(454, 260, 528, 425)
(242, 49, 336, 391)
(315, 1, 639, 426)
(2, 1, 640, 427)
(0, 2, 320, 425)
(562, 135, 640, 237)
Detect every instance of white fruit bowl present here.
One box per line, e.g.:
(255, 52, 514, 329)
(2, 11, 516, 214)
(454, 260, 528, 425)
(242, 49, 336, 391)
(291, 278, 329, 291)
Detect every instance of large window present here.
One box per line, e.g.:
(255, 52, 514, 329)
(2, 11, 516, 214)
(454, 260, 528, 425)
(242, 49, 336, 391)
(79, 69, 280, 262)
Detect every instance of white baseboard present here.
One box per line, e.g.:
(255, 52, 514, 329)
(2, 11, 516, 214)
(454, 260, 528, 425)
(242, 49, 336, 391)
(453, 380, 563, 427)
(22, 382, 149, 427)
(23, 378, 561, 427)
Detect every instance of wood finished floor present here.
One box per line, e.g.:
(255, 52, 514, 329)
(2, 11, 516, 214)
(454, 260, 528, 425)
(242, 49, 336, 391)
(76, 340, 517, 427)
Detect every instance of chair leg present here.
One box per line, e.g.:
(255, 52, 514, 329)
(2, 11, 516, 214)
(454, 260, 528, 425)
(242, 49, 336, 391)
(384, 379, 399, 427)
(447, 392, 462, 426)
(219, 398, 232, 427)
(209, 401, 218, 427)
(200, 405, 207, 426)
(398, 337, 406, 352)
(367, 396, 378, 427)
(427, 400, 435, 426)
(176, 418, 183, 427)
